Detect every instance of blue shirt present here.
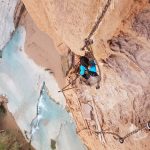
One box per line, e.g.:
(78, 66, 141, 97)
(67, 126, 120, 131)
(89, 60, 97, 72)
(89, 65, 96, 73)
(79, 65, 87, 75)
(80, 63, 97, 76)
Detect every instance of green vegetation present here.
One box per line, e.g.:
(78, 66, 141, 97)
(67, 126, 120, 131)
(0, 131, 21, 150)
(0, 143, 6, 150)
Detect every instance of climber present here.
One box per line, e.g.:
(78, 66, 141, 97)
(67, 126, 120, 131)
(79, 56, 98, 80)
(88, 60, 98, 77)
(79, 56, 90, 79)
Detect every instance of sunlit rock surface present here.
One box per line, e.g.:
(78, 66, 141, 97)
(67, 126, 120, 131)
(22, 0, 137, 57)
(19, 12, 67, 88)
(0, 27, 86, 150)
(22, 0, 150, 149)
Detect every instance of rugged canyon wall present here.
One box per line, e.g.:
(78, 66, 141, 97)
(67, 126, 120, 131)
(22, 0, 139, 57)
(22, 0, 150, 150)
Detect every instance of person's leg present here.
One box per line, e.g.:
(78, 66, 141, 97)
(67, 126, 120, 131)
(89, 71, 98, 76)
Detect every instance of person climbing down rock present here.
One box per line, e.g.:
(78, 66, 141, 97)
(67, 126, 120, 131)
(79, 56, 98, 86)
(79, 56, 90, 79)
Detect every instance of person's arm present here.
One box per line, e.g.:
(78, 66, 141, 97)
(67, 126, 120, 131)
(89, 65, 96, 73)
(80, 65, 86, 75)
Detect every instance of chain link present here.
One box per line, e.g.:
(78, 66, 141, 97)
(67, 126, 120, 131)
(87, 0, 112, 40)
(95, 121, 150, 144)
(81, 0, 112, 50)
(80, 0, 150, 142)
(80, 0, 112, 88)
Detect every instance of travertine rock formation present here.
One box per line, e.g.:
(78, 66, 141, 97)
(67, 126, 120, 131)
(0, 0, 18, 51)
(21, 0, 150, 150)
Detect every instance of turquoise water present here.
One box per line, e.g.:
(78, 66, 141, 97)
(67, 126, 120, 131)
(31, 82, 86, 150)
(0, 27, 86, 150)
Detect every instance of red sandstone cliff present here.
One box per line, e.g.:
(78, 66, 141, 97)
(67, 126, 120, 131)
(22, 0, 150, 149)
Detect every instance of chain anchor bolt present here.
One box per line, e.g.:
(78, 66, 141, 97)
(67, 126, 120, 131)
(96, 85, 100, 89)
(147, 121, 150, 130)
(84, 38, 93, 46)
(81, 39, 93, 51)
(119, 138, 124, 144)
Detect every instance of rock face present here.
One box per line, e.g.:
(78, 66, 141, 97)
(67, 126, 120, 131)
(19, 12, 66, 88)
(132, 9, 150, 39)
(0, 0, 18, 51)
(6, 0, 150, 150)
(0, 26, 86, 150)
(22, 0, 137, 56)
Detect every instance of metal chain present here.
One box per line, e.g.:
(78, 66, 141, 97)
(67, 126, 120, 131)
(79, 0, 150, 144)
(58, 0, 112, 91)
(81, 0, 112, 50)
(87, 0, 112, 40)
(122, 125, 147, 140)
(79, 0, 112, 88)
(95, 121, 150, 144)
